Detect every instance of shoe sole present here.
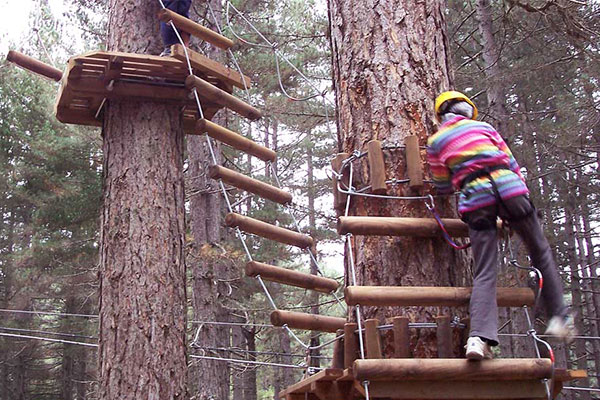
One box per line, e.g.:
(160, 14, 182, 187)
(466, 349, 484, 360)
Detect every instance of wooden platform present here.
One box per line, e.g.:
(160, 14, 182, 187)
(279, 366, 586, 400)
(54, 50, 242, 129)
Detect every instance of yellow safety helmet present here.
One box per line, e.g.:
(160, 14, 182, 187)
(434, 91, 478, 121)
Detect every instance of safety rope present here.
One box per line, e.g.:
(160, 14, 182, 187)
(425, 195, 471, 250)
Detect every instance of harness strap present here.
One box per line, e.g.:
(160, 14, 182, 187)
(460, 165, 512, 220)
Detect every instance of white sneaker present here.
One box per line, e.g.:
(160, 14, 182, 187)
(545, 315, 576, 342)
(465, 337, 494, 360)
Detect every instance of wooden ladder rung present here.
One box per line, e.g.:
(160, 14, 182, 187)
(6, 50, 63, 82)
(338, 216, 501, 237)
(186, 75, 262, 120)
(196, 119, 276, 162)
(270, 310, 346, 333)
(245, 261, 339, 293)
(352, 358, 553, 382)
(225, 212, 314, 249)
(170, 44, 251, 89)
(158, 9, 234, 50)
(366, 380, 547, 399)
(345, 286, 535, 307)
(209, 165, 291, 204)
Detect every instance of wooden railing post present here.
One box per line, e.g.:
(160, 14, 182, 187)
(436, 315, 453, 358)
(367, 140, 386, 194)
(392, 316, 410, 358)
(405, 135, 423, 190)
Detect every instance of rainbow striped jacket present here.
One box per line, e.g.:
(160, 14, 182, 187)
(426, 115, 528, 214)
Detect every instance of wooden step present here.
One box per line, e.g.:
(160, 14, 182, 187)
(157, 8, 234, 50)
(196, 119, 276, 162)
(353, 358, 553, 381)
(270, 310, 346, 333)
(366, 380, 547, 399)
(338, 216, 470, 237)
(6, 50, 63, 82)
(225, 213, 313, 249)
(279, 368, 343, 396)
(345, 286, 535, 307)
(209, 165, 291, 204)
(186, 75, 262, 120)
(245, 261, 339, 293)
(170, 44, 251, 90)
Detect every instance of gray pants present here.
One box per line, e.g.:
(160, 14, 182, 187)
(462, 195, 567, 345)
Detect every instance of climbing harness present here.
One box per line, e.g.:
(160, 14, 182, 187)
(425, 195, 471, 250)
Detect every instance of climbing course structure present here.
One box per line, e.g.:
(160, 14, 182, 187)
(274, 142, 587, 400)
(3, 2, 590, 400)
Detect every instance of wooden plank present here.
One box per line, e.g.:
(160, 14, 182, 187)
(310, 381, 350, 400)
(338, 216, 470, 237)
(553, 369, 587, 381)
(368, 380, 547, 399)
(196, 119, 276, 162)
(353, 358, 553, 381)
(245, 261, 339, 293)
(364, 319, 382, 359)
(209, 165, 291, 204)
(103, 55, 124, 88)
(343, 323, 358, 369)
(393, 316, 410, 358)
(271, 311, 345, 333)
(436, 316, 453, 358)
(171, 44, 251, 89)
(405, 135, 424, 190)
(158, 8, 234, 50)
(331, 330, 344, 369)
(279, 369, 343, 397)
(225, 212, 313, 249)
(6, 50, 63, 81)
(367, 140, 386, 194)
(186, 75, 262, 120)
(345, 286, 535, 307)
(331, 153, 351, 211)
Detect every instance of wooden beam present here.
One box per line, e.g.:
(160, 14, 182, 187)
(364, 319, 382, 359)
(393, 316, 410, 358)
(405, 135, 424, 190)
(186, 75, 262, 120)
(245, 261, 339, 293)
(331, 330, 344, 369)
(367, 380, 547, 399)
(554, 369, 588, 381)
(353, 358, 553, 381)
(209, 165, 291, 204)
(345, 286, 535, 307)
(436, 316, 453, 358)
(343, 323, 358, 369)
(270, 311, 346, 333)
(331, 153, 351, 211)
(225, 213, 314, 249)
(157, 8, 234, 49)
(367, 140, 386, 194)
(196, 119, 276, 162)
(170, 44, 251, 89)
(6, 50, 63, 82)
(338, 216, 470, 237)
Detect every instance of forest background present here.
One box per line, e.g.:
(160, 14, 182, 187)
(0, 0, 598, 399)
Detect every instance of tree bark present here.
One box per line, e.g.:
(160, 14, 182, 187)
(328, 0, 469, 357)
(99, 2, 187, 399)
(242, 328, 257, 400)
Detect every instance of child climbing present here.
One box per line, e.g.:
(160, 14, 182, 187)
(426, 91, 574, 360)
(159, 0, 192, 56)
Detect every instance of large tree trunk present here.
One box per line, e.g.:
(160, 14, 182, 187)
(328, 0, 469, 357)
(99, 2, 188, 399)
